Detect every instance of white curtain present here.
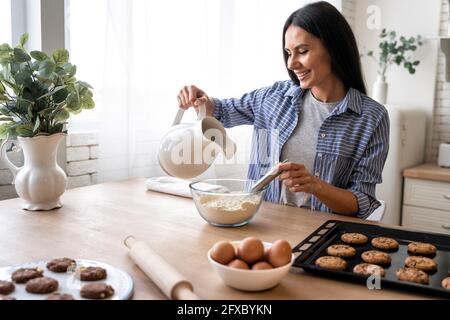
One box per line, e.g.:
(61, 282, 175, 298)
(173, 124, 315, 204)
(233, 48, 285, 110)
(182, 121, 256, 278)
(68, 0, 325, 182)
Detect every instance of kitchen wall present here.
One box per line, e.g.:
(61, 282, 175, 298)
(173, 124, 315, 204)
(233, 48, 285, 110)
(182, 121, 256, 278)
(432, 0, 450, 162)
(353, 0, 441, 161)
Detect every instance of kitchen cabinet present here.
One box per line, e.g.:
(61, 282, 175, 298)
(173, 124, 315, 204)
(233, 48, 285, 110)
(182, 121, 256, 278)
(402, 163, 450, 234)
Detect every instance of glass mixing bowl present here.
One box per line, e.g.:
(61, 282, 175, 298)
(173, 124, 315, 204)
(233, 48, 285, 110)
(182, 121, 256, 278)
(189, 179, 267, 227)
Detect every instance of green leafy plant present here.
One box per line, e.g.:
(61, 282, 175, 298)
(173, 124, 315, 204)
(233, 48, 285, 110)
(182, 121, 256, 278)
(0, 33, 94, 138)
(364, 29, 423, 78)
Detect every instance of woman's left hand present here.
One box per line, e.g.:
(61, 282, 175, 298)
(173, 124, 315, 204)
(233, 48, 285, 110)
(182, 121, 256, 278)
(278, 162, 319, 194)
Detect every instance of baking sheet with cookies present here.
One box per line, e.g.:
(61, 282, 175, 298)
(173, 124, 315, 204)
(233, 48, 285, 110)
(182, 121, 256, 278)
(292, 220, 450, 297)
(0, 259, 134, 300)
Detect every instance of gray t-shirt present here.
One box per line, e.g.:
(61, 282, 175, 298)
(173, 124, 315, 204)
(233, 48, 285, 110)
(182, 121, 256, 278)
(280, 90, 341, 208)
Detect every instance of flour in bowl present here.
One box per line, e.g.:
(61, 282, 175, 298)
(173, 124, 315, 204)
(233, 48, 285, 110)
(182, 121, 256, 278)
(195, 194, 262, 225)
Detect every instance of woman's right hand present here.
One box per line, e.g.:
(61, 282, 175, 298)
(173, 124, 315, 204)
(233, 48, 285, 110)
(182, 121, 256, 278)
(177, 85, 215, 116)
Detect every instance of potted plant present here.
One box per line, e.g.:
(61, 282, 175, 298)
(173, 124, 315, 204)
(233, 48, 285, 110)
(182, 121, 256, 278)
(363, 29, 423, 104)
(0, 33, 94, 210)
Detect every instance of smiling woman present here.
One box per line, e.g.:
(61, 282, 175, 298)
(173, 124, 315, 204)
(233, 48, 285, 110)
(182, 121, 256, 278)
(177, 1, 390, 219)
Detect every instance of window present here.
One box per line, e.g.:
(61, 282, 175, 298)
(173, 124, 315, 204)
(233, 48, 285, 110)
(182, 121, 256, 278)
(0, 0, 11, 45)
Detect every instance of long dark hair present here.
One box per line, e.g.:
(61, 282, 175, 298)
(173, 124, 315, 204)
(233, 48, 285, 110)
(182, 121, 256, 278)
(282, 1, 366, 94)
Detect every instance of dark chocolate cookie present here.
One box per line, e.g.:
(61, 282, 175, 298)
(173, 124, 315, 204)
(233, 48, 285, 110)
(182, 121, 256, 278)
(0, 280, 15, 295)
(80, 283, 114, 299)
(79, 266, 107, 281)
(25, 277, 58, 294)
(47, 293, 76, 300)
(47, 258, 76, 273)
(11, 268, 44, 284)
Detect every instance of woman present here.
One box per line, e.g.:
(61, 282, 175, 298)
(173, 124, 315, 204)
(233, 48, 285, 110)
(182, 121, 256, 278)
(177, 1, 389, 219)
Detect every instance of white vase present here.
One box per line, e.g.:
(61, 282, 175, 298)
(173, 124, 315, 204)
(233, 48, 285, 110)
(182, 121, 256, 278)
(372, 75, 388, 105)
(0, 133, 68, 210)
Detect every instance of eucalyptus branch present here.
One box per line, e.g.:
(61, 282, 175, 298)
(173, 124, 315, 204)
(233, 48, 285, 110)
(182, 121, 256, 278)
(0, 33, 95, 138)
(362, 29, 423, 79)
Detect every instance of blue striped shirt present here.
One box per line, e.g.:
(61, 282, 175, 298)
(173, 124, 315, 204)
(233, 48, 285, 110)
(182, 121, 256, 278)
(212, 80, 390, 219)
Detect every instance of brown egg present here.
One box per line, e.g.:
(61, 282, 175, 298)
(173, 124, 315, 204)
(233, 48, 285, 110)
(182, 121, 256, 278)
(228, 259, 249, 269)
(210, 241, 235, 265)
(268, 240, 292, 267)
(238, 237, 264, 264)
(264, 247, 271, 261)
(252, 261, 273, 270)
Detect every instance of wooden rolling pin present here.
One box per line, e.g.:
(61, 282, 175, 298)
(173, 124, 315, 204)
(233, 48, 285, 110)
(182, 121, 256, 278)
(124, 236, 200, 300)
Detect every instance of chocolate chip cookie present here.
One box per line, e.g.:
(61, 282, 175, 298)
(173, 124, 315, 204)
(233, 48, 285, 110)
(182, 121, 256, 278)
(0, 280, 15, 295)
(396, 267, 429, 285)
(11, 268, 44, 284)
(25, 277, 58, 294)
(442, 277, 450, 290)
(361, 250, 391, 265)
(353, 263, 385, 277)
(340, 233, 368, 245)
(326, 244, 356, 258)
(314, 256, 347, 271)
(47, 293, 76, 300)
(78, 266, 107, 281)
(371, 237, 399, 251)
(405, 256, 437, 273)
(407, 242, 437, 255)
(47, 258, 76, 273)
(80, 283, 114, 299)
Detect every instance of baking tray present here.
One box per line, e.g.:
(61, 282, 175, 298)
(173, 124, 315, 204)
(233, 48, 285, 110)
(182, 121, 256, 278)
(292, 220, 450, 297)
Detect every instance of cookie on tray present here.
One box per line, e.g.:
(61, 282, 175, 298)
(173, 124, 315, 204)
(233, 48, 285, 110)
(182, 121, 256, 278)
(80, 283, 114, 299)
(47, 258, 76, 273)
(25, 277, 58, 294)
(407, 242, 437, 255)
(405, 256, 437, 273)
(314, 256, 347, 271)
(361, 250, 391, 265)
(340, 233, 368, 245)
(11, 267, 44, 284)
(442, 277, 450, 290)
(0, 280, 15, 295)
(78, 266, 107, 281)
(396, 267, 429, 285)
(353, 263, 385, 277)
(47, 293, 76, 300)
(371, 237, 399, 251)
(326, 244, 356, 258)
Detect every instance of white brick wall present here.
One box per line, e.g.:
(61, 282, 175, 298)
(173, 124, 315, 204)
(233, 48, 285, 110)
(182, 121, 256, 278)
(431, 0, 450, 162)
(65, 131, 99, 189)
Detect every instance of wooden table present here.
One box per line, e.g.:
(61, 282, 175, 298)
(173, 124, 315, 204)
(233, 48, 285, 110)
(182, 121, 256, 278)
(0, 178, 430, 300)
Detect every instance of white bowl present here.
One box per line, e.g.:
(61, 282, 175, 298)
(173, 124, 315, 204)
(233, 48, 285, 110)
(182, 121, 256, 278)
(207, 241, 294, 291)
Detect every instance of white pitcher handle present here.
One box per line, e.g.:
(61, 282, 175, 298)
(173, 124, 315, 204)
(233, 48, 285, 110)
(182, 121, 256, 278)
(172, 108, 185, 126)
(0, 137, 21, 184)
(196, 103, 206, 120)
(172, 104, 207, 126)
